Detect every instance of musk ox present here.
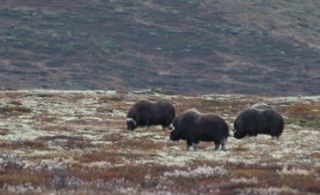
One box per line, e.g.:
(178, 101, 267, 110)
(126, 100, 175, 131)
(169, 109, 229, 151)
(233, 108, 284, 139)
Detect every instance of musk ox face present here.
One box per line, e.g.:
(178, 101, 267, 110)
(126, 118, 137, 131)
(170, 131, 180, 141)
(169, 121, 181, 141)
(233, 118, 245, 139)
(233, 128, 247, 139)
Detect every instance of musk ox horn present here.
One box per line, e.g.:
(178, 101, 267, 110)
(126, 118, 137, 126)
(168, 124, 175, 132)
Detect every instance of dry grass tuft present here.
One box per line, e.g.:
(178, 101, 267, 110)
(37, 93, 56, 98)
(96, 107, 113, 113)
(283, 103, 315, 115)
(77, 151, 124, 164)
(282, 103, 320, 119)
(0, 92, 25, 99)
(0, 171, 51, 186)
(281, 103, 320, 128)
(230, 168, 273, 178)
(98, 95, 124, 103)
(0, 128, 10, 136)
(311, 152, 320, 159)
(229, 164, 280, 178)
(37, 135, 93, 149)
(108, 138, 166, 151)
(0, 105, 32, 113)
(33, 114, 57, 123)
(7, 100, 22, 105)
(69, 163, 176, 184)
(280, 175, 320, 193)
(0, 140, 46, 150)
(40, 125, 78, 132)
(233, 146, 250, 152)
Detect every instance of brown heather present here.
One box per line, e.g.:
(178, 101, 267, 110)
(0, 90, 319, 194)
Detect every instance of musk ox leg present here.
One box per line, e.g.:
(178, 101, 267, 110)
(254, 137, 259, 145)
(186, 140, 198, 151)
(214, 142, 220, 150)
(214, 138, 227, 150)
(215, 139, 227, 151)
(272, 136, 280, 141)
(187, 143, 198, 151)
(221, 139, 227, 151)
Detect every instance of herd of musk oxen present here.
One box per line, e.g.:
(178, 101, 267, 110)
(126, 99, 284, 151)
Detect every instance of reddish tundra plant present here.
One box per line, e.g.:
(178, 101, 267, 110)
(0, 90, 319, 194)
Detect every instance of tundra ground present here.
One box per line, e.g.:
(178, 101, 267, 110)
(0, 90, 319, 194)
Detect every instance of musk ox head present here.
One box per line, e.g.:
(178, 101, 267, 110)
(126, 118, 137, 131)
(233, 109, 255, 139)
(169, 119, 181, 141)
(233, 127, 247, 139)
(126, 101, 140, 131)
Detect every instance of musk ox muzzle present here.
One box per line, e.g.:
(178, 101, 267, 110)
(126, 118, 137, 131)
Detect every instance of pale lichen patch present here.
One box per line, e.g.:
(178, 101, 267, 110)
(0, 90, 319, 194)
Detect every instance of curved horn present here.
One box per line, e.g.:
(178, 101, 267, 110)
(126, 118, 137, 126)
(168, 124, 175, 132)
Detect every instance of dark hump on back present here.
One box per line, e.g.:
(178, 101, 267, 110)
(128, 100, 152, 117)
(206, 113, 228, 129)
(262, 109, 283, 121)
(183, 109, 200, 118)
(156, 99, 173, 112)
(236, 108, 258, 127)
(241, 108, 258, 119)
(137, 100, 152, 107)
(180, 109, 199, 124)
(156, 99, 170, 106)
(202, 113, 219, 122)
(139, 100, 154, 109)
(244, 108, 258, 115)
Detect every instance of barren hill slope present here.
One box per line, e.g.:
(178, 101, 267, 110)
(1, 1, 320, 94)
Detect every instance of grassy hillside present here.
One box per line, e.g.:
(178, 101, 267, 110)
(0, 90, 320, 193)
(0, 0, 320, 94)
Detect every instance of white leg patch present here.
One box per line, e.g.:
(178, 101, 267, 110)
(188, 143, 198, 151)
